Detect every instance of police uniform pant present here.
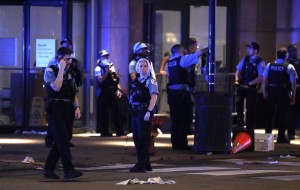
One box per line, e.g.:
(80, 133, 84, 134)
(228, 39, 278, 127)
(168, 89, 194, 149)
(236, 87, 257, 131)
(286, 88, 300, 138)
(97, 90, 123, 136)
(45, 107, 74, 145)
(265, 95, 289, 142)
(131, 111, 152, 167)
(254, 92, 267, 129)
(44, 103, 75, 173)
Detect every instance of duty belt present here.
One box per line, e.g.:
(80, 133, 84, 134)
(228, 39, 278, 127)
(167, 84, 190, 91)
(130, 103, 148, 112)
(47, 98, 72, 103)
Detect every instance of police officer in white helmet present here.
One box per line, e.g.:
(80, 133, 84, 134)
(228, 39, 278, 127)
(129, 42, 156, 82)
(95, 50, 124, 137)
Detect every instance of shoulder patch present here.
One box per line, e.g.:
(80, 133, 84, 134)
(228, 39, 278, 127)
(150, 78, 157, 85)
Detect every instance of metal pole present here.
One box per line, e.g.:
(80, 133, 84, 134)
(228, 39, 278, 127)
(208, 0, 216, 92)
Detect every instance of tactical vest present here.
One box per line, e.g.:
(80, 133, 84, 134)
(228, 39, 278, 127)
(240, 56, 262, 85)
(167, 57, 189, 85)
(287, 58, 300, 84)
(130, 77, 151, 104)
(45, 65, 77, 101)
(267, 62, 290, 95)
(98, 65, 119, 91)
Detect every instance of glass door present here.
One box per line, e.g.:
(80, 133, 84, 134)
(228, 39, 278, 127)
(28, 5, 62, 127)
(154, 10, 181, 113)
(0, 5, 24, 128)
(144, 1, 188, 114)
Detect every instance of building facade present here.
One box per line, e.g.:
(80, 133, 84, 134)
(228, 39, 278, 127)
(0, 0, 299, 131)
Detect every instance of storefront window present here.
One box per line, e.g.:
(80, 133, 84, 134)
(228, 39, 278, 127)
(0, 6, 23, 127)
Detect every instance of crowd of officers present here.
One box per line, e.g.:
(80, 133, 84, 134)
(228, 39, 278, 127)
(42, 38, 300, 179)
(235, 42, 299, 144)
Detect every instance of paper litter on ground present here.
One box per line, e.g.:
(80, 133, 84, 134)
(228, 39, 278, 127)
(116, 177, 176, 185)
(21, 156, 35, 164)
(280, 155, 296, 159)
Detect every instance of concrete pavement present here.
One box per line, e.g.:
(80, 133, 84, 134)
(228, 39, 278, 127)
(0, 131, 300, 190)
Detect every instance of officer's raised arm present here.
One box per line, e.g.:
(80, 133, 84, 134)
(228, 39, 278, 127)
(50, 48, 73, 92)
(50, 59, 66, 92)
(96, 64, 109, 84)
(180, 47, 207, 69)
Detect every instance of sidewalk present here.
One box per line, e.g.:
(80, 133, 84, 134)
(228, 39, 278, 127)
(1, 131, 300, 168)
(1, 132, 300, 190)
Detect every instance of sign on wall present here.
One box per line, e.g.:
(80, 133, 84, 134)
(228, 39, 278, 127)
(36, 39, 56, 67)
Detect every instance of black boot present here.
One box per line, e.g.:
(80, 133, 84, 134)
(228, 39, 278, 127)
(129, 163, 146, 173)
(64, 169, 83, 179)
(146, 163, 152, 171)
(44, 170, 60, 179)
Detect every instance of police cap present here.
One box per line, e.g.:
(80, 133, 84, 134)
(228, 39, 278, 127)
(246, 42, 260, 52)
(60, 38, 73, 46)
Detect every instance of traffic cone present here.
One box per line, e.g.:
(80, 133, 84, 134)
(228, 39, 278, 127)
(231, 132, 252, 154)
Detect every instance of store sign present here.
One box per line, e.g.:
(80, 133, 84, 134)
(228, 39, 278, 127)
(36, 39, 56, 67)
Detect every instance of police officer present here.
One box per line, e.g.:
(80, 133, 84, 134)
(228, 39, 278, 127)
(95, 50, 124, 137)
(286, 44, 300, 140)
(43, 47, 82, 179)
(129, 58, 158, 173)
(167, 44, 206, 150)
(45, 39, 84, 148)
(262, 48, 297, 144)
(234, 42, 265, 131)
(129, 42, 156, 82)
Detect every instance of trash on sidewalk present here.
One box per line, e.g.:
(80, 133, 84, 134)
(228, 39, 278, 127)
(22, 130, 47, 135)
(116, 177, 176, 185)
(268, 161, 278, 165)
(21, 156, 35, 164)
(280, 155, 296, 159)
(254, 133, 274, 152)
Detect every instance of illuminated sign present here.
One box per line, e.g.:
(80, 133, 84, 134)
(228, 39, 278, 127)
(36, 39, 56, 67)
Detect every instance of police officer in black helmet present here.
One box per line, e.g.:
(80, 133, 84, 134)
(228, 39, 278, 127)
(43, 47, 82, 179)
(95, 50, 124, 137)
(262, 48, 297, 144)
(234, 42, 265, 131)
